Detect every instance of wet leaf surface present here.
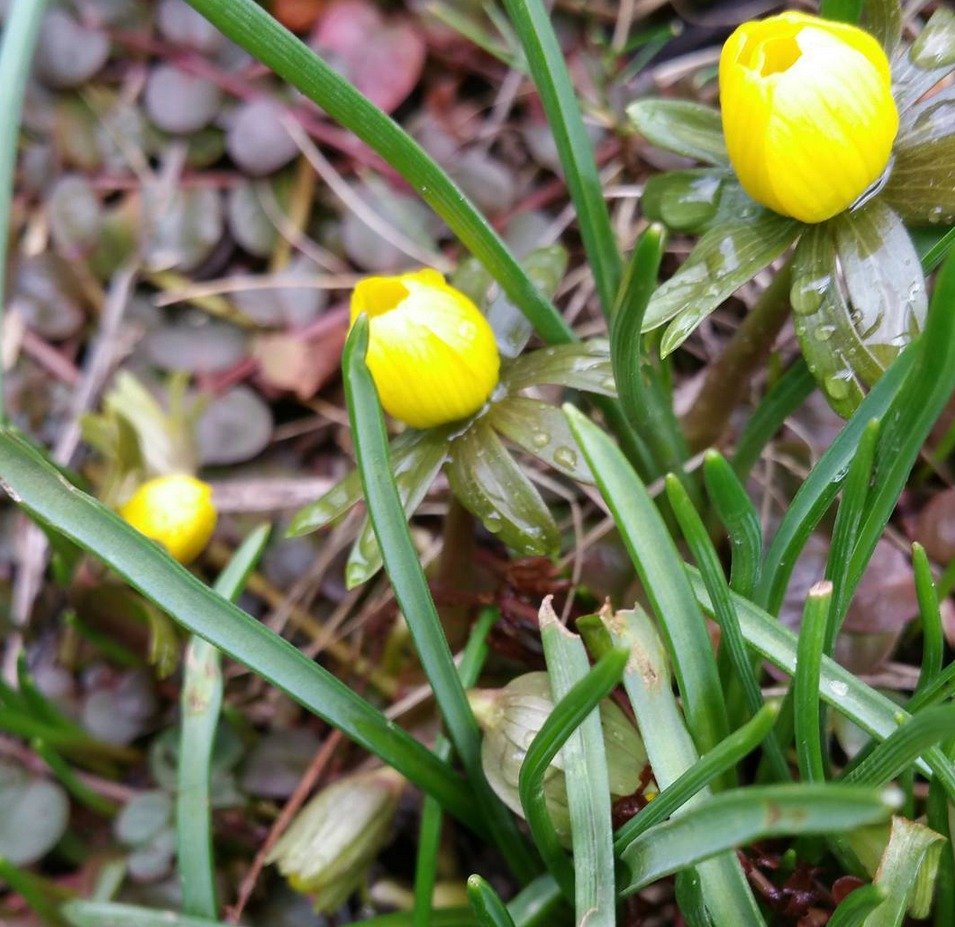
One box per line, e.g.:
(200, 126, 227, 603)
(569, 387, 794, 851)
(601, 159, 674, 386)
(502, 340, 616, 395)
(446, 418, 559, 556)
(627, 99, 729, 166)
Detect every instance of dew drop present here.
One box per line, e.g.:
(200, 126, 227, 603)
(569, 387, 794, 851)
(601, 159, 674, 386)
(824, 373, 852, 401)
(553, 446, 578, 470)
(829, 680, 849, 698)
(531, 431, 550, 449)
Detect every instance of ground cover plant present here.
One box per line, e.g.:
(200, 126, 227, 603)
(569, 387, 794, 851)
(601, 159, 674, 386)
(0, 0, 953, 924)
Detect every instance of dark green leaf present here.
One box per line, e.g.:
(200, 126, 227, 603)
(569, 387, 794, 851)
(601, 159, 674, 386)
(627, 99, 728, 166)
(502, 341, 615, 395)
(490, 396, 592, 482)
(447, 418, 559, 556)
(910, 7, 955, 70)
(467, 875, 517, 927)
(644, 212, 800, 355)
(826, 885, 885, 927)
(820, 0, 863, 23)
(908, 224, 955, 272)
(883, 135, 955, 227)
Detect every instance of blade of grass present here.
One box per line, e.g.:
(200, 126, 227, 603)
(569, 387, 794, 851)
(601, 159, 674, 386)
(731, 359, 815, 480)
(413, 607, 498, 926)
(665, 474, 788, 781)
(0, 427, 480, 831)
(517, 646, 629, 901)
(844, 255, 955, 627)
(564, 403, 730, 757)
(618, 784, 901, 895)
(539, 601, 615, 927)
(181, 0, 571, 346)
(31, 737, 117, 817)
(177, 524, 271, 919)
(704, 450, 762, 598)
(467, 875, 517, 927)
(913, 543, 945, 701)
(344, 318, 536, 881)
(613, 701, 779, 852)
(843, 705, 955, 791)
(610, 226, 692, 485)
(794, 582, 832, 783)
(686, 568, 955, 792)
(0, 0, 49, 421)
(500, 0, 620, 314)
(601, 608, 764, 925)
(820, 0, 864, 22)
(824, 420, 879, 648)
(0, 858, 68, 926)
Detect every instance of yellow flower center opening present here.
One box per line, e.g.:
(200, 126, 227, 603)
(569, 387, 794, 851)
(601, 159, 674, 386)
(355, 277, 410, 318)
(755, 35, 801, 75)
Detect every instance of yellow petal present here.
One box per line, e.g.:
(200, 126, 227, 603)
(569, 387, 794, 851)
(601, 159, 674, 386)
(350, 269, 501, 429)
(120, 475, 217, 564)
(719, 12, 898, 223)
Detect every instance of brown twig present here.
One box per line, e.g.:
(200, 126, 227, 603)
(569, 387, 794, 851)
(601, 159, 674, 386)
(226, 730, 344, 922)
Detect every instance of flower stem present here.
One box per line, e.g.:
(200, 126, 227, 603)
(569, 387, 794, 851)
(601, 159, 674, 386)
(682, 260, 794, 453)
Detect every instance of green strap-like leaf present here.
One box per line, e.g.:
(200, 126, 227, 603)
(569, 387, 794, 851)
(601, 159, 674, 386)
(0, 427, 480, 832)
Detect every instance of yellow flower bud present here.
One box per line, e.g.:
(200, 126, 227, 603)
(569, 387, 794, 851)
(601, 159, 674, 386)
(719, 12, 898, 224)
(120, 475, 217, 564)
(350, 268, 501, 429)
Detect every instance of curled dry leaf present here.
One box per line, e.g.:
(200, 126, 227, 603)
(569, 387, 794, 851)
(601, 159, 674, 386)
(252, 321, 346, 400)
(914, 486, 955, 563)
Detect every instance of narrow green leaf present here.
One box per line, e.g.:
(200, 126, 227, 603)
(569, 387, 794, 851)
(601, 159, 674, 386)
(614, 702, 780, 852)
(178, 524, 270, 919)
(414, 608, 498, 927)
(344, 318, 536, 880)
(602, 608, 764, 925)
(0, 0, 49, 420)
(517, 647, 629, 900)
(31, 738, 116, 817)
(619, 784, 900, 895)
(0, 427, 480, 832)
(467, 875, 517, 927)
(912, 543, 944, 699)
(844, 705, 955, 792)
(645, 213, 800, 354)
(347, 431, 449, 586)
(63, 902, 224, 927)
(824, 420, 880, 644)
(703, 451, 762, 598)
(565, 404, 730, 757)
(828, 886, 886, 927)
(182, 0, 573, 345)
(501, 0, 620, 314)
(447, 417, 559, 557)
(627, 100, 728, 166)
(909, 224, 955, 274)
(539, 603, 615, 927)
(665, 475, 787, 780)
(610, 225, 690, 482)
(794, 582, 832, 783)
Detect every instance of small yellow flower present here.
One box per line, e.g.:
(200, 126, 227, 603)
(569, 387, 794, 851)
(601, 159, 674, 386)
(720, 12, 898, 224)
(120, 474, 217, 564)
(350, 268, 500, 429)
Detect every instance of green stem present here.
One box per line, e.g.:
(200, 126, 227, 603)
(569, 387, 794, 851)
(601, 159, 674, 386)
(682, 260, 793, 452)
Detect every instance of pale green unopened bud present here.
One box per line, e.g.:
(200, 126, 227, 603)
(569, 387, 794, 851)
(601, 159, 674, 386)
(267, 767, 403, 912)
(469, 672, 650, 845)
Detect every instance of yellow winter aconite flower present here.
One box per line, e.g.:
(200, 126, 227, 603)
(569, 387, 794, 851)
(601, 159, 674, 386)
(350, 268, 500, 429)
(720, 11, 898, 224)
(120, 474, 217, 564)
